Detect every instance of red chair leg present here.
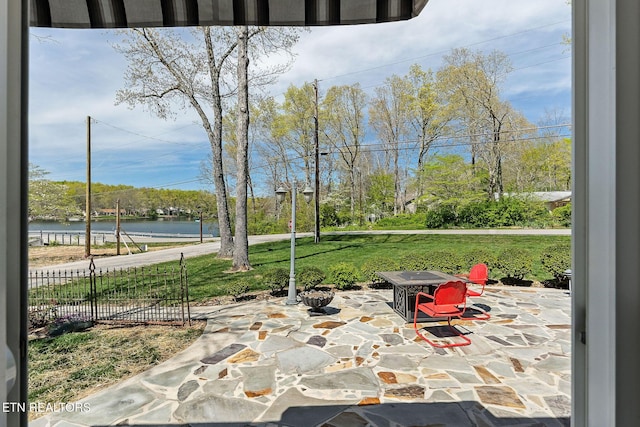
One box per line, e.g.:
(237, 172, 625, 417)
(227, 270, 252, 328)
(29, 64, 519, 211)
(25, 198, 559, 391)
(461, 304, 490, 320)
(414, 314, 472, 348)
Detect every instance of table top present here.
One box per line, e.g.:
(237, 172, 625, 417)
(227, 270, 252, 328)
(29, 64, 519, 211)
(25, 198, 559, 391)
(376, 270, 463, 286)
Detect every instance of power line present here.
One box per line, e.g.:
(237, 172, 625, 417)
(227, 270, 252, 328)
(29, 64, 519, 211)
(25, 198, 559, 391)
(317, 20, 570, 83)
(92, 118, 201, 149)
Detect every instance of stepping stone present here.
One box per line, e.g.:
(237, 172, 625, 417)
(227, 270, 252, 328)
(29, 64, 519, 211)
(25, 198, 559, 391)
(54, 384, 156, 426)
(276, 345, 336, 374)
(174, 394, 267, 424)
(299, 367, 379, 391)
(475, 385, 526, 409)
(240, 365, 276, 398)
(384, 384, 425, 399)
(307, 335, 327, 347)
(313, 320, 346, 329)
(201, 343, 247, 365)
(227, 348, 260, 364)
(177, 380, 199, 401)
(473, 366, 501, 384)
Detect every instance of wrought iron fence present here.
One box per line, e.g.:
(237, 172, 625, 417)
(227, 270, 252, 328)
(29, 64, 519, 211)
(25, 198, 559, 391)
(28, 254, 191, 325)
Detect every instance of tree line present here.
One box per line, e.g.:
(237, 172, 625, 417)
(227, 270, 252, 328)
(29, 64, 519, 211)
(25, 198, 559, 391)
(32, 27, 570, 273)
(28, 165, 217, 221)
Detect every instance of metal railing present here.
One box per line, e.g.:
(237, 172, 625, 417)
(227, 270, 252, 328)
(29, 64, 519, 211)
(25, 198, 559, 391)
(28, 254, 191, 325)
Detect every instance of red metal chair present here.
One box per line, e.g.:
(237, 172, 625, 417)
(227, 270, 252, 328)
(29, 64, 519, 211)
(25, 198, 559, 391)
(457, 263, 489, 297)
(413, 281, 471, 348)
(456, 263, 491, 320)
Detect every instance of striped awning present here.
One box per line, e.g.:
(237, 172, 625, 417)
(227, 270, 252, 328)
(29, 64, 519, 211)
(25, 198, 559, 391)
(30, 0, 428, 28)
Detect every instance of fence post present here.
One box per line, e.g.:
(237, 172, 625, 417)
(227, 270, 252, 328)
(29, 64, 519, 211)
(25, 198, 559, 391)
(180, 253, 191, 326)
(89, 257, 97, 321)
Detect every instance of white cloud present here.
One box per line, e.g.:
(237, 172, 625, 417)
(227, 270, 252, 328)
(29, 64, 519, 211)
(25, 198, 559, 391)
(28, 0, 572, 189)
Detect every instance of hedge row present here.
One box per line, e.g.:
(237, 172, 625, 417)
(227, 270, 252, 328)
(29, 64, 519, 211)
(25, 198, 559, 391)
(226, 244, 571, 298)
(422, 199, 571, 229)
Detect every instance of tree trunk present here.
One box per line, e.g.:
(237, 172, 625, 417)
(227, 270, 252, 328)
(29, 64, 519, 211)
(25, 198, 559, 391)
(232, 25, 251, 271)
(203, 28, 234, 259)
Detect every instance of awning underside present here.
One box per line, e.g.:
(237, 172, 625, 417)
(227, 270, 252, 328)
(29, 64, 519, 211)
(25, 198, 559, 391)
(30, 0, 428, 28)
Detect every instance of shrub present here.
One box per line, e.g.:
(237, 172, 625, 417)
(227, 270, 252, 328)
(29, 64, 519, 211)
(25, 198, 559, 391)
(28, 307, 58, 330)
(320, 204, 341, 227)
(424, 205, 456, 229)
(374, 213, 427, 229)
(553, 203, 572, 227)
(457, 202, 489, 228)
(226, 280, 250, 301)
(263, 268, 289, 295)
(297, 266, 326, 291)
(328, 262, 359, 290)
(495, 248, 533, 280)
(425, 250, 465, 274)
(361, 257, 401, 284)
(540, 243, 572, 280)
(464, 249, 497, 271)
(398, 252, 430, 271)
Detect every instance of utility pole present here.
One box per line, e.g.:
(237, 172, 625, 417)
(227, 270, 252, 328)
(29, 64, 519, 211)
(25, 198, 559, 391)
(116, 199, 121, 255)
(314, 79, 320, 243)
(84, 116, 91, 257)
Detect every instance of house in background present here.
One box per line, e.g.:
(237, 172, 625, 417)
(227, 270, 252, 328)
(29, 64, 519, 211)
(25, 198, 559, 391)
(498, 191, 572, 212)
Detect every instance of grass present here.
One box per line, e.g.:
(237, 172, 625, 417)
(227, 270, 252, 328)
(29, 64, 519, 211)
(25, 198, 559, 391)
(28, 322, 205, 419)
(181, 233, 571, 301)
(29, 233, 571, 303)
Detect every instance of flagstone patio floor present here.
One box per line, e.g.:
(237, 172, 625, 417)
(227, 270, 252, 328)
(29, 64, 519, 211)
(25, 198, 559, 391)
(31, 286, 571, 427)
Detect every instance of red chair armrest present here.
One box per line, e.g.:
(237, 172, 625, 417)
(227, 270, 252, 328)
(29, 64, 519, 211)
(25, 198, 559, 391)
(415, 291, 435, 304)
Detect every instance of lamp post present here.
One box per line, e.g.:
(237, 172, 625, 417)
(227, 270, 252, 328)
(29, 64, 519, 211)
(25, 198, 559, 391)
(276, 180, 314, 305)
(197, 207, 203, 243)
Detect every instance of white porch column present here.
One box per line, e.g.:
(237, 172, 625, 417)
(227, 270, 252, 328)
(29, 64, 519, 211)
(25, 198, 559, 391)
(573, 0, 640, 425)
(0, 0, 28, 426)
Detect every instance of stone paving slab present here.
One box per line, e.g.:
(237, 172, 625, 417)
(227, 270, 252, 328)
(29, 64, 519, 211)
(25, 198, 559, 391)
(31, 286, 571, 427)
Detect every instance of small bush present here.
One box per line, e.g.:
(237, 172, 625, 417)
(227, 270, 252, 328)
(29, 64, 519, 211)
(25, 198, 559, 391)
(540, 243, 571, 280)
(328, 262, 359, 290)
(226, 280, 250, 301)
(553, 203, 572, 227)
(398, 252, 430, 271)
(374, 213, 427, 229)
(263, 268, 290, 294)
(464, 249, 497, 271)
(424, 205, 456, 229)
(425, 250, 465, 274)
(361, 257, 401, 284)
(297, 266, 326, 290)
(495, 248, 533, 280)
(28, 307, 58, 330)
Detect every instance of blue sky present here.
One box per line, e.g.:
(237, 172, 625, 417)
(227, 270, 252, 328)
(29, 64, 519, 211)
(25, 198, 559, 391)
(29, 0, 571, 193)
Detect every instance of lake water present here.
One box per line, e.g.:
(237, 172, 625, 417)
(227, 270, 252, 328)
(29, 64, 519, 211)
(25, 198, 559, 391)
(29, 219, 220, 237)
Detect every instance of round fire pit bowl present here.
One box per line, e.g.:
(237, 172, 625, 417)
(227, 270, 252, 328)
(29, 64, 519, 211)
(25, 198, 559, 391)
(298, 290, 335, 314)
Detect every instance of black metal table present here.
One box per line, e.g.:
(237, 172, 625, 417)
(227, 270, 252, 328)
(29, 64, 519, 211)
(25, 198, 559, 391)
(376, 270, 464, 322)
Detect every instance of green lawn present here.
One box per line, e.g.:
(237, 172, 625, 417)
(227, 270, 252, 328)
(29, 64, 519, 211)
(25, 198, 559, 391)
(29, 233, 570, 304)
(182, 233, 571, 301)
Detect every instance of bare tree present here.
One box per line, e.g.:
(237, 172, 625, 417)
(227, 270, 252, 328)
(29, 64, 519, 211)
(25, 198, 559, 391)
(277, 83, 317, 184)
(405, 64, 452, 197)
(114, 27, 237, 258)
(369, 75, 412, 215)
(321, 83, 367, 220)
(114, 26, 300, 262)
(438, 48, 529, 199)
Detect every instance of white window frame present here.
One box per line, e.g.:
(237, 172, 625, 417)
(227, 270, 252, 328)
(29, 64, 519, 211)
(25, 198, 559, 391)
(3, 1, 640, 426)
